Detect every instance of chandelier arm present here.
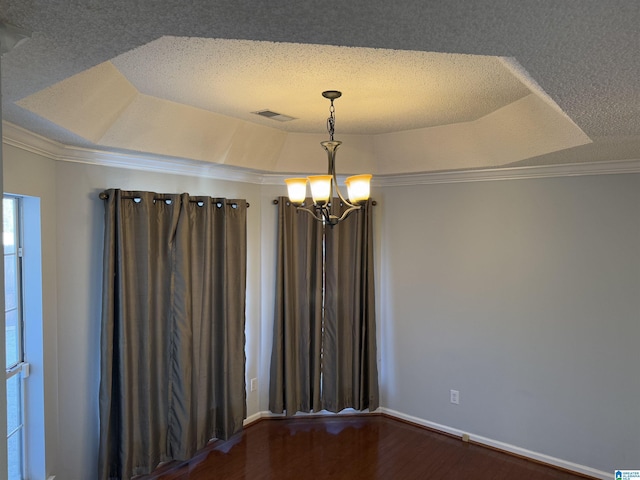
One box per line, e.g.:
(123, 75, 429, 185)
(322, 209, 336, 226)
(295, 204, 326, 223)
(331, 173, 357, 208)
(333, 204, 361, 224)
(294, 201, 361, 227)
(323, 139, 357, 209)
(295, 202, 359, 227)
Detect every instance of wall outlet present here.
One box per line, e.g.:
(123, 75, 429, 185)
(462, 433, 470, 442)
(250, 378, 258, 392)
(450, 389, 460, 405)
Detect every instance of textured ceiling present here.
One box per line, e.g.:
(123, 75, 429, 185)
(17, 38, 534, 135)
(109, 38, 530, 134)
(1, 1, 639, 174)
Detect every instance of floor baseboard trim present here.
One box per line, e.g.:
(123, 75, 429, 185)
(243, 411, 264, 426)
(379, 408, 610, 480)
(244, 408, 371, 427)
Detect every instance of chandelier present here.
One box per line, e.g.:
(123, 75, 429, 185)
(285, 91, 372, 226)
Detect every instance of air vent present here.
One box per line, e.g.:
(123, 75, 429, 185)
(252, 110, 296, 122)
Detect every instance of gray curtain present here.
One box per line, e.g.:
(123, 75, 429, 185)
(268, 198, 324, 414)
(98, 190, 247, 480)
(322, 199, 379, 412)
(269, 197, 379, 415)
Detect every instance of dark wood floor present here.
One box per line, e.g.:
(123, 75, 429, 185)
(141, 414, 595, 480)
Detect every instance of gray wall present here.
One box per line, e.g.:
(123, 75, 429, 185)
(4, 141, 639, 477)
(378, 175, 640, 473)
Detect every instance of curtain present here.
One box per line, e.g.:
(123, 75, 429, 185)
(322, 200, 378, 412)
(268, 198, 324, 414)
(269, 197, 379, 415)
(98, 190, 247, 480)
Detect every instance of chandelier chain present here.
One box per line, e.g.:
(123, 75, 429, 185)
(327, 100, 336, 141)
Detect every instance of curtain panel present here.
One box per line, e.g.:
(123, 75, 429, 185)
(98, 190, 247, 480)
(322, 200, 378, 412)
(269, 197, 379, 415)
(269, 198, 324, 414)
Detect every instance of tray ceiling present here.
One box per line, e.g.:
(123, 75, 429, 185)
(1, 1, 639, 175)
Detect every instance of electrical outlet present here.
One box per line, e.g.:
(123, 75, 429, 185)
(250, 378, 258, 392)
(450, 389, 460, 405)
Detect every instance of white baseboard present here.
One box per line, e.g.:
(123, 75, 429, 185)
(243, 411, 264, 426)
(379, 407, 611, 480)
(243, 408, 370, 426)
(244, 408, 611, 479)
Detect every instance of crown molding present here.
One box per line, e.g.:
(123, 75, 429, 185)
(1, 121, 267, 184)
(4, 121, 640, 187)
(374, 159, 640, 186)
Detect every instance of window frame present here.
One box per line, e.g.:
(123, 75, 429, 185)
(4, 194, 27, 480)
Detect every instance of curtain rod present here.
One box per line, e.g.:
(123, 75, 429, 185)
(99, 192, 249, 208)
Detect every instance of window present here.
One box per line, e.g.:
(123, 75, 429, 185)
(4, 195, 28, 480)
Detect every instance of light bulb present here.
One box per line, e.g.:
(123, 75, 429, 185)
(308, 175, 332, 206)
(345, 174, 372, 204)
(285, 178, 307, 206)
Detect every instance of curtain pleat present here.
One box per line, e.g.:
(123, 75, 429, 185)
(98, 190, 247, 480)
(269, 198, 379, 416)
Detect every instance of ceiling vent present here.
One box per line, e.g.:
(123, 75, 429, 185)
(252, 110, 296, 122)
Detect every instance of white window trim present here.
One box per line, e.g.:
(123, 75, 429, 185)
(5, 194, 46, 480)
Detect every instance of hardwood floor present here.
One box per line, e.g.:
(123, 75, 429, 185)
(141, 414, 595, 480)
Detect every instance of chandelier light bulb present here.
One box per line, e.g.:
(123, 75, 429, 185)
(308, 175, 332, 205)
(345, 174, 372, 205)
(285, 178, 308, 206)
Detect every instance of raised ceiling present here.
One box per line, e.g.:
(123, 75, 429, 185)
(1, 1, 639, 175)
